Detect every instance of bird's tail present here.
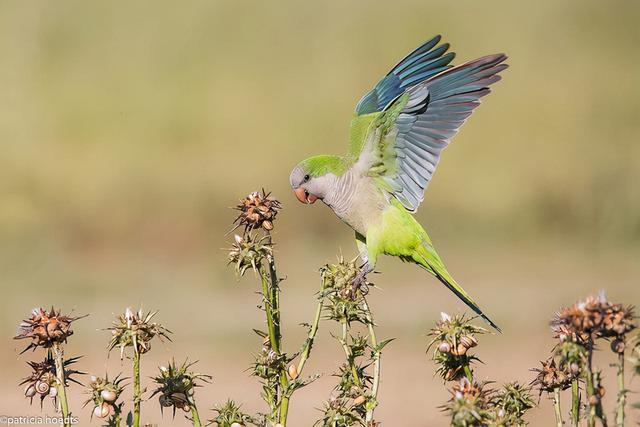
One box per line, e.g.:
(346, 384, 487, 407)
(414, 241, 501, 332)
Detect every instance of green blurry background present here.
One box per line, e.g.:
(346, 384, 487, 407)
(1, 1, 639, 425)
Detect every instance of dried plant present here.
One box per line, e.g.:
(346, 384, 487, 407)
(20, 352, 82, 407)
(107, 307, 171, 427)
(209, 399, 261, 427)
(151, 359, 211, 427)
(226, 190, 323, 426)
(15, 307, 85, 427)
(84, 374, 126, 426)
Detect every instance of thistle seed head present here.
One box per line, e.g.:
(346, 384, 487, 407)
(227, 233, 273, 278)
(233, 190, 282, 233)
(320, 257, 371, 324)
(20, 351, 83, 407)
(14, 307, 85, 353)
(151, 358, 211, 414)
(530, 358, 572, 394)
(209, 399, 257, 427)
(107, 308, 171, 359)
(84, 374, 126, 419)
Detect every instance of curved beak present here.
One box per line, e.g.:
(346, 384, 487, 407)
(294, 188, 318, 204)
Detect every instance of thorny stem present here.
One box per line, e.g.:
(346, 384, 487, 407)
(553, 387, 563, 427)
(52, 344, 71, 427)
(340, 320, 363, 388)
(571, 377, 580, 427)
(615, 352, 626, 427)
(585, 337, 596, 427)
(132, 350, 141, 427)
(296, 287, 324, 376)
(362, 299, 380, 424)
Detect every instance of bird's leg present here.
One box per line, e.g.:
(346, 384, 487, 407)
(351, 261, 373, 296)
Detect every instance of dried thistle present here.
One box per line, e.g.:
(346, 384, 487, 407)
(83, 374, 126, 424)
(233, 190, 282, 232)
(20, 351, 83, 407)
(599, 302, 635, 338)
(107, 307, 171, 359)
(209, 399, 259, 427)
(428, 313, 485, 381)
(227, 233, 273, 278)
(530, 359, 572, 395)
(14, 307, 85, 353)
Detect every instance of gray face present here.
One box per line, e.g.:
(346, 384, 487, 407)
(289, 166, 333, 204)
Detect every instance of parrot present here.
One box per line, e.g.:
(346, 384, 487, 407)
(289, 35, 507, 331)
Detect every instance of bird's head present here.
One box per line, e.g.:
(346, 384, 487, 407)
(289, 155, 345, 205)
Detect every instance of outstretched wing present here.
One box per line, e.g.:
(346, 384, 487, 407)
(348, 36, 455, 158)
(354, 53, 508, 212)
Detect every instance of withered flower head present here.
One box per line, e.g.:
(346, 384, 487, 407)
(209, 399, 258, 427)
(530, 358, 572, 394)
(233, 190, 282, 232)
(15, 307, 85, 353)
(600, 302, 635, 338)
(84, 374, 126, 421)
(20, 351, 83, 407)
(552, 294, 636, 344)
(227, 234, 273, 277)
(107, 308, 171, 359)
(151, 359, 211, 416)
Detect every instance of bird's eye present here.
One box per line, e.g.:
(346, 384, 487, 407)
(303, 174, 310, 182)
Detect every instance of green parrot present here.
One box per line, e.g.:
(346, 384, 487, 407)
(289, 35, 507, 331)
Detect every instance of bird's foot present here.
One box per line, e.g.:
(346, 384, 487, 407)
(350, 268, 370, 297)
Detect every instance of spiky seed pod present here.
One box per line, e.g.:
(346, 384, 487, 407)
(443, 378, 493, 427)
(107, 307, 171, 359)
(151, 359, 211, 414)
(227, 233, 274, 278)
(492, 382, 536, 425)
(600, 303, 636, 338)
(14, 307, 85, 352)
(209, 399, 257, 427)
(233, 190, 282, 232)
(21, 352, 82, 406)
(319, 257, 372, 324)
(530, 359, 572, 394)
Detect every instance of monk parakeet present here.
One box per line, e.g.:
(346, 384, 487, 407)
(289, 35, 507, 331)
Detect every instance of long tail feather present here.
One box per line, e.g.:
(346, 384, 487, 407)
(414, 243, 501, 332)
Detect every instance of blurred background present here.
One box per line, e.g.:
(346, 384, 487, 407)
(1, 0, 639, 425)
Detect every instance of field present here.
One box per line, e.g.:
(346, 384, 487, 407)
(1, 1, 639, 425)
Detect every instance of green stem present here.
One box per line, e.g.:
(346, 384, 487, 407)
(189, 400, 202, 427)
(362, 299, 380, 424)
(571, 377, 580, 427)
(615, 352, 625, 427)
(553, 387, 563, 427)
(340, 320, 363, 388)
(52, 345, 71, 427)
(296, 289, 324, 376)
(462, 364, 474, 382)
(132, 351, 141, 427)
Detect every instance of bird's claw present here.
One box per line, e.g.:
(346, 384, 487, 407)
(350, 269, 370, 296)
